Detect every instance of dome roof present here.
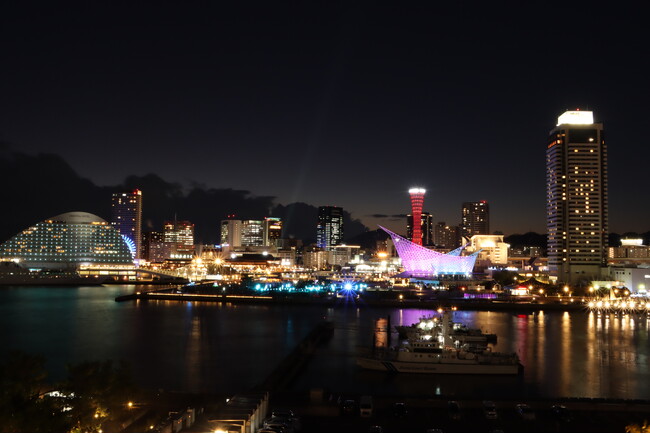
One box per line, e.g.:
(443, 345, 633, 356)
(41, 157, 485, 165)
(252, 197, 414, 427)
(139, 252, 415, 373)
(48, 212, 107, 224)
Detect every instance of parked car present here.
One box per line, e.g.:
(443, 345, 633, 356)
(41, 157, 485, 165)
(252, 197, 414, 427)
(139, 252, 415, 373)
(551, 404, 572, 422)
(263, 417, 293, 433)
(341, 399, 357, 416)
(516, 403, 535, 421)
(360, 395, 374, 417)
(447, 401, 461, 420)
(392, 402, 408, 418)
(483, 401, 498, 420)
(271, 409, 296, 419)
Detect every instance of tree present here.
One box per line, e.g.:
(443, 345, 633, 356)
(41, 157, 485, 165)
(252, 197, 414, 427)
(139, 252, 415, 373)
(0, 351, 67, 432)
(64, 360, 137, 433)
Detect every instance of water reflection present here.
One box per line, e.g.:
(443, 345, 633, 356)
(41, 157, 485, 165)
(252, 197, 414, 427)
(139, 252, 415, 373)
(2, 286, 650, 399)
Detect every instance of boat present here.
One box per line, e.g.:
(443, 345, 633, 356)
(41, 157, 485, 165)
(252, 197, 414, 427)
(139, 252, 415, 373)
(396, 313, 497, 346)
(357, 311, 522, 375)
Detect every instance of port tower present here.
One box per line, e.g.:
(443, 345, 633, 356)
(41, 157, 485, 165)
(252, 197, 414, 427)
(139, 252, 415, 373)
(408, 187, 426, 246)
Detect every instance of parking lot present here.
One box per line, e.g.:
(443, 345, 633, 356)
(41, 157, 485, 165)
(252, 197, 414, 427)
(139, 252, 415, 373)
(268, 394, 650, 432)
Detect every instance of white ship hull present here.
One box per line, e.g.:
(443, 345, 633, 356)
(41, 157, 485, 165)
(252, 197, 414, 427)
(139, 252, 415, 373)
(356, 356, 522, 375)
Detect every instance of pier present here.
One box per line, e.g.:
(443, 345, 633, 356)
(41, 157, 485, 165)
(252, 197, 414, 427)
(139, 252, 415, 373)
(256, 321, 334, 392)
(115, 288, 592, 312)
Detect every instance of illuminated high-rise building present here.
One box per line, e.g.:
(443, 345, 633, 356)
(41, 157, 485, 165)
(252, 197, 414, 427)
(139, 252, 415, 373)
(547, 110, 607, 283)
(220, 219, 242, 248)
(142, 231, 165, 262)
(164, 220, 194, 259)
(408, 188, 426, 246)
(461, 201, 489, 238)
(264, 217, 283, 247)
(316, 206, 344, 249)
(407, 212, 433, 246)
(434, 221, 461, 249)
(110, 189, 142, 259)
(241, 220, 265, 246)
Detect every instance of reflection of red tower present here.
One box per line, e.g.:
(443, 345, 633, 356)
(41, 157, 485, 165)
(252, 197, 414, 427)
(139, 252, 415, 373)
(408, 187, 426, 246)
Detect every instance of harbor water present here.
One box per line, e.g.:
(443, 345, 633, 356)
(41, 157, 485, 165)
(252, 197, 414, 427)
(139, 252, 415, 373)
(1, 285, 649, 400)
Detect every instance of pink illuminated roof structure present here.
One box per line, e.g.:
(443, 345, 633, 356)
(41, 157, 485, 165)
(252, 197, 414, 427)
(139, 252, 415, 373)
(380, 225, 478, 277)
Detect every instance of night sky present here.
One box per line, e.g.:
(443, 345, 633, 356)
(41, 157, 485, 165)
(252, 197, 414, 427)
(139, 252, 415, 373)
(2, 2, 649, 235)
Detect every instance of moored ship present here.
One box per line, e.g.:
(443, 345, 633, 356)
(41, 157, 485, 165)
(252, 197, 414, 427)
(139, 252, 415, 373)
(357, 311, 522, 375)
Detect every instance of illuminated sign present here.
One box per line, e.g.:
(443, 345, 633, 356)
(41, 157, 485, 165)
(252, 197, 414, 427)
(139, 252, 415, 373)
(621, 238, 644, 246)
(557, 110, 594, 126)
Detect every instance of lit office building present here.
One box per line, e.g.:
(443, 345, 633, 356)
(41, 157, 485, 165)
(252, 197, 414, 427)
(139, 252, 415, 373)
(142, 231, 165, 262)
(434, 222, 461, 249)
(465, 234, 510, 266)
(316, 206, 344, 249)
(264, 217, 283, 246)
(221, 219, 242, 249)
(547, 110, 608, 283)
(241, 220, 265, 246)
(0, 212, 133, 269)
(461, 201, 489, 238)
(407, 212, 433, 246)
(110, 189, 142, 259)
(164, 220, 195, 259)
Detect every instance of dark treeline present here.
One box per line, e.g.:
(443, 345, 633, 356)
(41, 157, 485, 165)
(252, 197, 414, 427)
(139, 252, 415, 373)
(0, 351, 138, 432)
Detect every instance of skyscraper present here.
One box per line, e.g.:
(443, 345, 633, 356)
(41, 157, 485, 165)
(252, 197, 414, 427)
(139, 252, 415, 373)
(407, 212, 433, 246)
(164, 220, 194, 259)
(434, 221, 461, 249)
(408, 188, 426, 246)
(241, 220, 265, 246)
(111, 189, 142, 259)
(461, 201, 489, 238)
(142, 230, 165, 262)
(316, 206, 344, 249)
(547, 110, 607, 283)
(264, 217, 283, 247)
(220, 219, 242, 248)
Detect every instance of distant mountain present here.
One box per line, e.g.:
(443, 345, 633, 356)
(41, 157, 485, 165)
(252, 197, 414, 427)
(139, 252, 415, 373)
(346, 229, 390, 250)
(505, 231, 650, 251)
(504, 232, 547, 249)
(609, 232, 650, 247)
(271, 202, 368, 244)
(0, 144, 368, 244)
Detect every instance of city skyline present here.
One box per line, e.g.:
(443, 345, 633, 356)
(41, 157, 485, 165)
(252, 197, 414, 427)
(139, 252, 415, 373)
(2, 3, 650, 236)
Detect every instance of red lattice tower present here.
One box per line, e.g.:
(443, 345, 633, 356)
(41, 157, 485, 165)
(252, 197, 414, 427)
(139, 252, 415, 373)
(408, 187, 426, 246)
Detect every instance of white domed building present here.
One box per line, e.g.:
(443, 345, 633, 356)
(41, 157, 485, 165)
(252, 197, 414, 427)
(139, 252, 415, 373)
(0, 212, 134, 270)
